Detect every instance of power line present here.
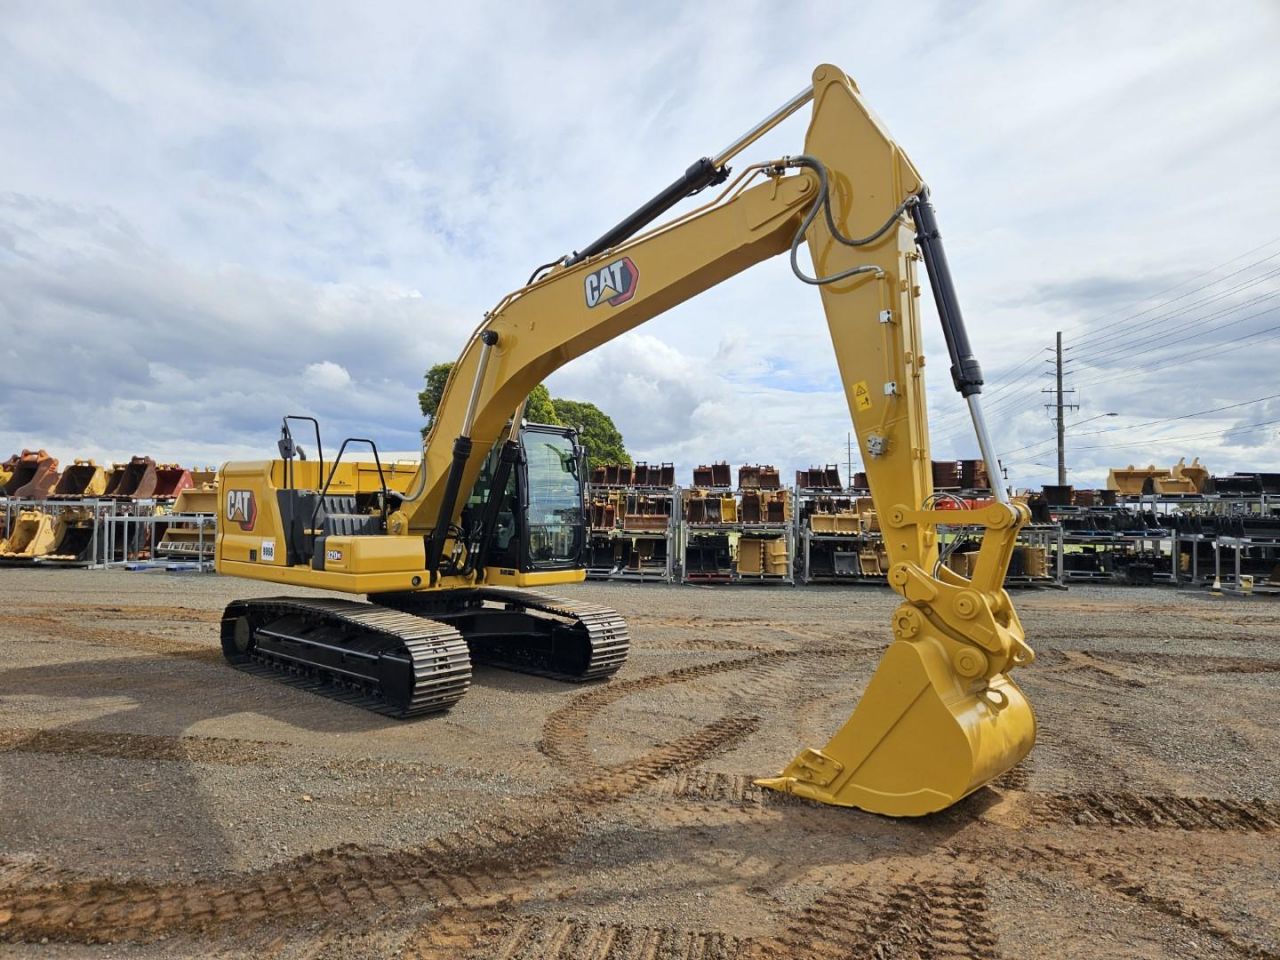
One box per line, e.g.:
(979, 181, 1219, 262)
(1003, 415, 1280, 463)
(935, 237, 1280, 436)
(1060, 236, 1280, 347)
(1068, 269, 1280, 366)
(1071, 309, 1280, 391)
(1001, 391, 1280, 461)
(1068, 251, 1280, 357)
(930, 348, 1047, 431)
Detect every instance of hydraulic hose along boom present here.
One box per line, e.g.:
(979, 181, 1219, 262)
(215, 64, 1035, 816)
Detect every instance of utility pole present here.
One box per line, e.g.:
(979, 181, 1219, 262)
(1044, 331, 1078, 485)
(1055, 331, 1066, 485)
(847, 432, 853, 489)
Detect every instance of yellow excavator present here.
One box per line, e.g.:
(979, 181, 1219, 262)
(215, 64, 1036, 817)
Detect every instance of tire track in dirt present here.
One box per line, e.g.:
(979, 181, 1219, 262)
(1090, 864, 1280, 960)
(0, 614, 221, 662)
(649, 769, 1280, 835)
(539, 648, 870, 772)
(1083, 650, 1280, 675)
(1038, 792, 1280, 832)
(0, 725, 559, 793)
(407, 913, 754, 960)
(981, 843, 1280, 960)
(0, 714, 760, 945)
(0, 728, 285, 765)
(12, 604, 222, 624)
(1030, 648, 1147, 690)
(748, 871, 1000, 960)
(993, 760, 1032, 792)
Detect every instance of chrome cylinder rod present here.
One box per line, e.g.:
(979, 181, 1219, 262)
(712, 85, 814, 168)
(460, 330, 498, 438)
(967, 394, 1008, 505)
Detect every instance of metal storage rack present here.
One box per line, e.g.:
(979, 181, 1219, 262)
(0, 496, 216, 570)
(0, 497, 123, 568)
(1040, 491, 1280, 589)
(584, 479, 678, 582)
(796, 486, 884, 585)
(678, 480, 796, 585)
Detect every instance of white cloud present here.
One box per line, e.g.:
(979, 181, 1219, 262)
(303, 360, 352, 391)
(1, 1, 1278, 490)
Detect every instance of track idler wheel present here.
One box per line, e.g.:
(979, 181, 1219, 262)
(756, 636, 1036, 816)
(221, 604, 254, 663)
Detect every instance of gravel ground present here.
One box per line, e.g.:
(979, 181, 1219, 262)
(1, 569, 1278, 958)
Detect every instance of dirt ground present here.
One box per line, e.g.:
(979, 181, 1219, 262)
(0, 570, 1277, 959)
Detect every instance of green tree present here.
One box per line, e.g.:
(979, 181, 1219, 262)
(418, 362, 455, 432)
(523, 384, 560, 425)
(553, 398, 630, 467)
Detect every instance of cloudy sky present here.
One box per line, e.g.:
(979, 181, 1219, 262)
(3, 2, 1278, 490)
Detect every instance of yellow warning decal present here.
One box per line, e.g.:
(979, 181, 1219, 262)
(853, 380, 873, 411)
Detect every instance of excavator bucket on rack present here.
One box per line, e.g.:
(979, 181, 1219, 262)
(45, 507, 99, 564)
(0, 453, 16, 490)
(1174, 457, 1210, 494)
(5, 449, 60, 499)
(1158, 457, 1209, 495)
(153, 464, 193, 499)
(156, 483, 218, 559)
(103, 456, 158, 499)
(1107, 463, 1170, 496)
(51, 459, 108, 498)
(0, 509, 57, 561)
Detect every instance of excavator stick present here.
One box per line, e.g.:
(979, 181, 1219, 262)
(756, 65, 1036, 815)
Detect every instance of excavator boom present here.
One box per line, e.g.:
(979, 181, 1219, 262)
(215, 64, 1036, 815)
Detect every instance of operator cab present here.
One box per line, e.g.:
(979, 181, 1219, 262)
(464, 422, 587, 573)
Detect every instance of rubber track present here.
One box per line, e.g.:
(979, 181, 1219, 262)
(223, 597, 471, 717)
(470, 586, 631, 682)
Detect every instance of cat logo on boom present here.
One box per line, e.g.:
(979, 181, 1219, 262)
(226, 489, 258, 531)
(584, 257, 638, 308)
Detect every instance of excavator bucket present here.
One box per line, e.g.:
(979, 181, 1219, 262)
(0, 453, 15, 490)
(51, 459, 107, 498)
(757, 638, 1035, 816)
(103, 456, 158, 499)
(45, 507, 98, 564)
(1106, 463, 1169, 496)
(0, 509, 57, 560)
(153, 464, 193, 499)
(156, 483, 218, 559)
(5, 449, 60, 499)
